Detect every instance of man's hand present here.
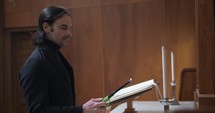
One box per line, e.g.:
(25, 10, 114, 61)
(83, 98, 106, 113)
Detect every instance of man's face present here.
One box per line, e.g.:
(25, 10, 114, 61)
(43, 14, 72, 47)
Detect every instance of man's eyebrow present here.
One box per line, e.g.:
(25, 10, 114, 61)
(60, 24, 72, 28)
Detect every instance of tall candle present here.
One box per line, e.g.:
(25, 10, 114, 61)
(171, 51, 175, 82)
(161, 46, 168, 99)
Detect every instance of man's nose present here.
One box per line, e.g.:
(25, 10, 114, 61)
(66, 29, 72, 37)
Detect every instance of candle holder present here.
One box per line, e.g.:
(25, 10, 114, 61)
(169, 81, 180, 105)
(159, 81, 180, 112)
(159, 98, 170, 112)
(159, 98, 170, 105)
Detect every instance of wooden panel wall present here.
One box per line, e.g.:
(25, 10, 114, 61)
(2, 31, 12, 113)
(195, 0, 215, 110)
(64, 0, 196, 104)
(101, 1, 167, 100)
(196, 0, 215, 94)
(67, 6, 104, 103)
(2, 0, 198, 111)
(0, 0, 3, 113)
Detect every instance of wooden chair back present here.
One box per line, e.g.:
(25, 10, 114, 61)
(179, 68, 196, 101)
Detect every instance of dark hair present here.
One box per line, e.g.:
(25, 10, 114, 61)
(33, 6, 71, 46)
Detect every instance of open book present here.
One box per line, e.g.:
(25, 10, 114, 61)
(107, 79, 157, 104)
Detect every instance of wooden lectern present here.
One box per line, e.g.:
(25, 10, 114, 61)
(106, 89, 155, 113)
(105, 98, 137, 113)
(123, 98, 137, 113)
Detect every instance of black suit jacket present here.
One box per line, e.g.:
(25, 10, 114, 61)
(19, 39, 83, 113)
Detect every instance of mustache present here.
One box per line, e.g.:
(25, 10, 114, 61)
(63, 36, 71, 39)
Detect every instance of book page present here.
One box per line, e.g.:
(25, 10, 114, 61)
(109, 79, 156, 103)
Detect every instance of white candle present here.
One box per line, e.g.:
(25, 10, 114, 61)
(171, 51, 175, 82)
(161, 46, 168, 99)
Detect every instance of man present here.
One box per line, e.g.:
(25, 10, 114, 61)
(19, 6, 106, 113)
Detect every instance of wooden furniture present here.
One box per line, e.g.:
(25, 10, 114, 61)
(179, 68, 196, 101)
(110, 101, 214, 113)
(174, 110, 215, 113)
(111, 101, 195, 113)
(195, 0, 215, 110)
(123, 99, 137, 113)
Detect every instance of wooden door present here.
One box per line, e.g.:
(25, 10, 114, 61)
(11, 31, 35, 113)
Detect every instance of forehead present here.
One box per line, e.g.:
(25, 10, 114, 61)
(53, 14, 72, 26)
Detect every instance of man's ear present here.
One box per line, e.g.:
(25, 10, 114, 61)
(42, 22, 50, 34)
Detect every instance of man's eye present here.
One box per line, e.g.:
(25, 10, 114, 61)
(61, 27, 68, 30)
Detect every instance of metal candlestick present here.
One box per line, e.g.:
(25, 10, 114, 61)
(169, 81, 180, 105)
(159, 81, 180, 112)
(159, 98, 170, 112)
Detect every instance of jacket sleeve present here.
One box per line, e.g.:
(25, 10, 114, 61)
(19, 55, 83, 113)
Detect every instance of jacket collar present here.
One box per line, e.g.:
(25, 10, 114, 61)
(39, 38, 61, 53)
